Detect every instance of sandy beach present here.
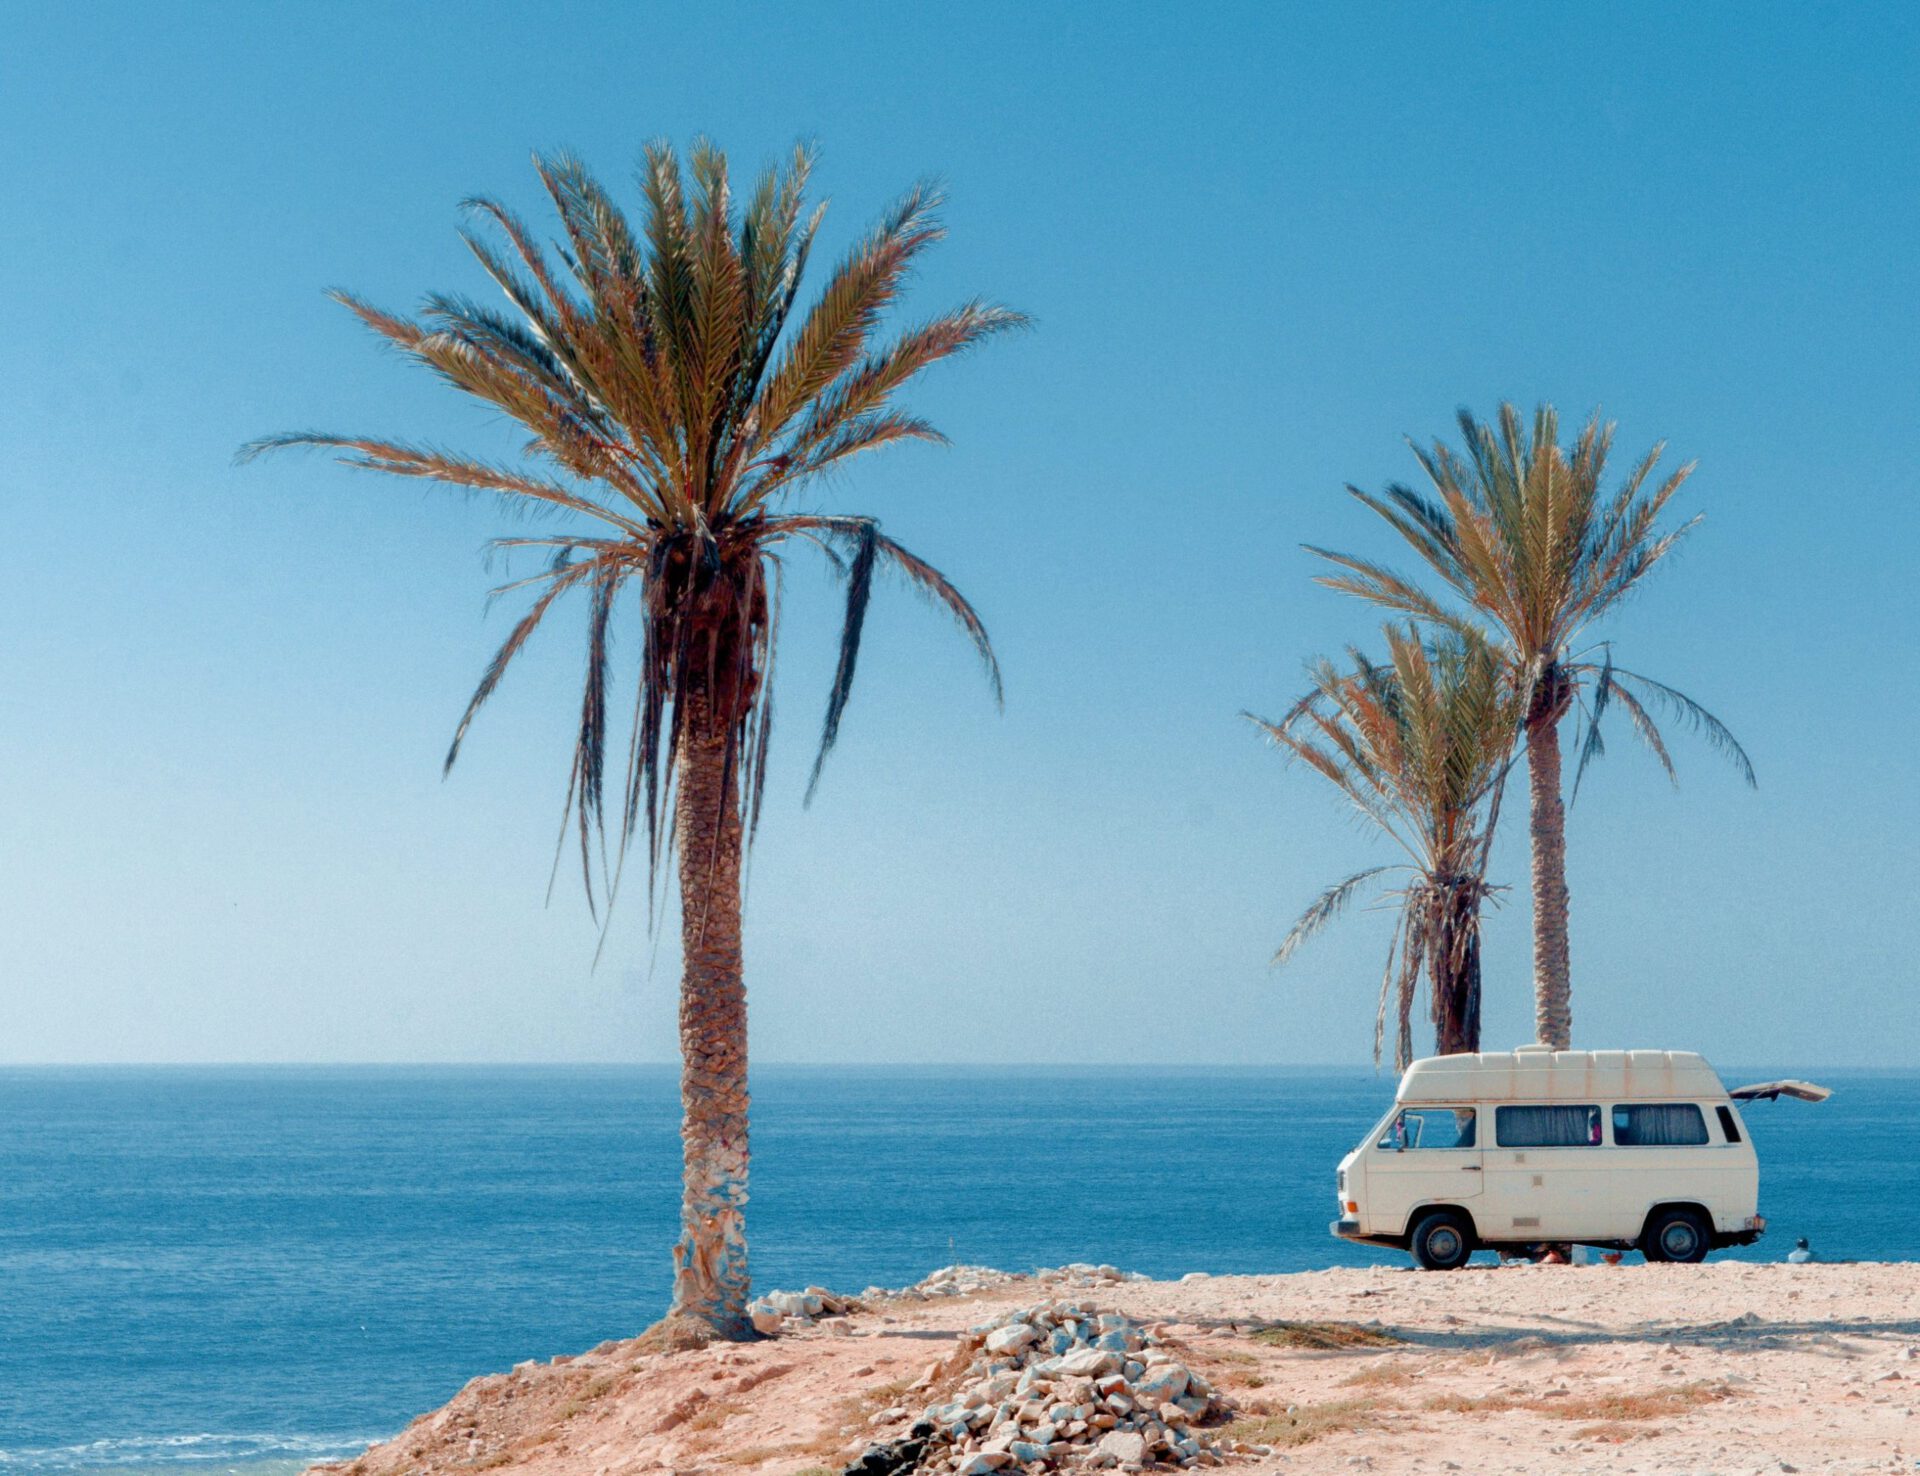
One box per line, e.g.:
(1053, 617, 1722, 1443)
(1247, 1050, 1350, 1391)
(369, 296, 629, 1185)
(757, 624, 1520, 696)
(314, 1260, 1920, 1476)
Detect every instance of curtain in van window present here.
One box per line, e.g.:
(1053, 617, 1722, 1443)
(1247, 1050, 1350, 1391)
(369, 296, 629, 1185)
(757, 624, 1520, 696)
(1495, 1104, 1600, 1147)
(1614, 1103, 1709, 1146)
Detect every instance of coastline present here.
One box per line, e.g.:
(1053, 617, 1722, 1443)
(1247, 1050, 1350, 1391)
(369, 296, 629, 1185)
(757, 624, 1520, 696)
(308, 1260, 1920, 1476)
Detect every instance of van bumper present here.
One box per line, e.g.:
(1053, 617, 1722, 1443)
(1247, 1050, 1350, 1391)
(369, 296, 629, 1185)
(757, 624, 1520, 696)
(1330, 1216, 1403, 1250)
(1717, 1214, 1767, 1249)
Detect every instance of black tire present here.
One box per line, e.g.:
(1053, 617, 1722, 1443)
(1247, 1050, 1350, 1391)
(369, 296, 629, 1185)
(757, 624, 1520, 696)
(1642, 1207, 1712, 1264)
(1409, 1210, 1475, 1271)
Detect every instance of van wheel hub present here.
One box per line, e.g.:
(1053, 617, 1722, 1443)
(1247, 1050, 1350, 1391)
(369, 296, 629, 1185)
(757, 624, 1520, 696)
(1661, 1222, 1700, 1258)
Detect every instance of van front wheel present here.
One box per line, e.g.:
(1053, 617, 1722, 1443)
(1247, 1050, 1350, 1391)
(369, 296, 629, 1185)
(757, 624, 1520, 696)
(1642, 1207, 1712, 1264)
(1409, 1210, 1475, 1271)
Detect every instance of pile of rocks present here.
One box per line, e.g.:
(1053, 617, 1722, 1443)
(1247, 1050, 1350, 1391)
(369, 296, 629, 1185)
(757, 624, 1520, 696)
(880, 1266, 1030, 1301)
(746, 1284, 860, 1336)
(1034, 1264, 1153, 1291)
(875, 1299, 1234, 1472)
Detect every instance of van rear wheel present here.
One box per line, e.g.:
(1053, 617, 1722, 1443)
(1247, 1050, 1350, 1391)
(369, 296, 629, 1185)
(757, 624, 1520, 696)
(1409, 1210, 1475, 1271)
(1642, 1207, 1712, 1264)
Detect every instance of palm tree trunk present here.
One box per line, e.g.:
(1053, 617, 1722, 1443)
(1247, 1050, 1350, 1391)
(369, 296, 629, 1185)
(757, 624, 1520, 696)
(1431, 884, 1482, 1056)
(665, 689, 752, 1338)
(1525, 709, 1573, 1050)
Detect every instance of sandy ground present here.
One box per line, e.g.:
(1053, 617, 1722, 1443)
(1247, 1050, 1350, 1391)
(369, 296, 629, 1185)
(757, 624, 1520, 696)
(316, 1262, 1920, 1476)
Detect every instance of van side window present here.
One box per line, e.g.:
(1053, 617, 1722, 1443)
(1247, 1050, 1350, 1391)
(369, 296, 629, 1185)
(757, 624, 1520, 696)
(1377, 1108, 1476, 1151)
(1612, 1103, 1709, 1146)
(1716, 1105, 1743, 1144)
(1495, 1104, 1601, 1147)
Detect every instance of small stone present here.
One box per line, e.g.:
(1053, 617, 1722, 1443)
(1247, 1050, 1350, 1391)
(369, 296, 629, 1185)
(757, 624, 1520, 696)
(1095, 1430, 1147, 1465)
(987, 1324, 1040, 1355)
(749, 1303, 784, 1336)
(1180, 1271, 1210, 1282)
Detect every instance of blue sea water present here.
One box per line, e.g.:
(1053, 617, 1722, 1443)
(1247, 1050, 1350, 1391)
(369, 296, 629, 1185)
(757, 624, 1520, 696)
(0, 1065, 1911, 1472)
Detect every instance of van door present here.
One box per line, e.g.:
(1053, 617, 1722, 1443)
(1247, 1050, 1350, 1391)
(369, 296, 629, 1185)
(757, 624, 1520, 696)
(1482, 1102, 1611, 1243)
(1364, 1106, 1482, 1237)
(1606, 1100, 1728, 1241)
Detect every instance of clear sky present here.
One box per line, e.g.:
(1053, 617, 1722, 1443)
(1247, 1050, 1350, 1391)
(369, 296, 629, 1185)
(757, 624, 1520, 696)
(2, 2, 1915, 1067)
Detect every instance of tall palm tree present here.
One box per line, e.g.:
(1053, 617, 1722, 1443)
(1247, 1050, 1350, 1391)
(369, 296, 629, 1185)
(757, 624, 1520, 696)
(242, 142, 1023, 1340)
(1249, 625, 1522, 1068)
(1311, 404, 1753, 1050)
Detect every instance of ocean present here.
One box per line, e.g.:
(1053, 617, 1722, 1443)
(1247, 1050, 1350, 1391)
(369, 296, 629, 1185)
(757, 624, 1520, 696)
(1, 1065, 1910, 1473)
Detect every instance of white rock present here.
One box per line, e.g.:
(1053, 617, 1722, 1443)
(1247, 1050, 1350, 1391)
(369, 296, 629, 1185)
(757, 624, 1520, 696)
(1096, 1430, 1148, 1464)
(986, 1323, 1040, 1355)
(748, 1303, 784, 1336)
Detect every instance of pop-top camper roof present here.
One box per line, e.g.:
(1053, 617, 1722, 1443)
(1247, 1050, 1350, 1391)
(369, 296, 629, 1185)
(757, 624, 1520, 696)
(1396, 1047, 1729, 1106)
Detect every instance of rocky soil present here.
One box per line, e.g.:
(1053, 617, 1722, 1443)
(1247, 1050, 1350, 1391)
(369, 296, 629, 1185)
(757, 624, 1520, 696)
(312, 1260, 1920, 1476)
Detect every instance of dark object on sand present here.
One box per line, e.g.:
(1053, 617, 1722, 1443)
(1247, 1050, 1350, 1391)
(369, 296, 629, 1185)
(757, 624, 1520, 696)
(842, 1422, 936, 1476)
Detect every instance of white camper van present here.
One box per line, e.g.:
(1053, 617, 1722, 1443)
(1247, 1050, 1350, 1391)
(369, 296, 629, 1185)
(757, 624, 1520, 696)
(1330, 1047, 1824, 1270)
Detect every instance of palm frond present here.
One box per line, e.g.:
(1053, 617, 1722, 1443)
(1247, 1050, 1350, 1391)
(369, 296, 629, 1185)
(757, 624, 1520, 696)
(1272, 866, 1395, 967)
(444, 554, 608, 772)
(1608, 666, 1757, 788)
(804, 518, 879, 803)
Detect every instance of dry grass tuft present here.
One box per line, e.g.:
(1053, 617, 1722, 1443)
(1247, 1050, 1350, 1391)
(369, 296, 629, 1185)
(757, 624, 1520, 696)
(1221, 1395, 1394, 1448)
(1250, 1320, 1403, 1351)
(1421, 1382, 1728, 1423)
(681, 1396, 746, 1433)
(1340, 1362, 1420, 1388)
(632, 1314, 721, 1355)
(1573, 1421, 1665, 1443)
(1549, 1383, 1730, 1422)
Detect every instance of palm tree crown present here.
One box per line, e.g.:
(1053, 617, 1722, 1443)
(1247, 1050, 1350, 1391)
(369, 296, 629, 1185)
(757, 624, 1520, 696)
(1311, 403, 1752, 1048)
(243, 140, 1024, 1338)
(1251, 625, 1522, 1067)
(246, 141, 1020, 899)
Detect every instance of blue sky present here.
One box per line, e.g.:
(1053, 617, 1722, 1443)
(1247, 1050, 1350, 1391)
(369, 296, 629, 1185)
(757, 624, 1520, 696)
(2, 2, 1915, 1066)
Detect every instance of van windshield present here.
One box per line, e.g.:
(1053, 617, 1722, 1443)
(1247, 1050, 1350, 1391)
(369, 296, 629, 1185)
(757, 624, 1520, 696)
(1377, 1108, 1476, 1151)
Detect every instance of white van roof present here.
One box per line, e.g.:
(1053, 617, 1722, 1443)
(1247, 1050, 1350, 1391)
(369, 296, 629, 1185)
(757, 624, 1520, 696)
(1397, 1047, 1729, 1106)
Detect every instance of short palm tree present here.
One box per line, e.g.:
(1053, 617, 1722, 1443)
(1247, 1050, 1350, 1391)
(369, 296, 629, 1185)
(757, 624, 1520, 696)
(1249, 625, 1522, 1068)
(1311, 404, 1753, 1050)
(243, 141, 1023, 1340)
